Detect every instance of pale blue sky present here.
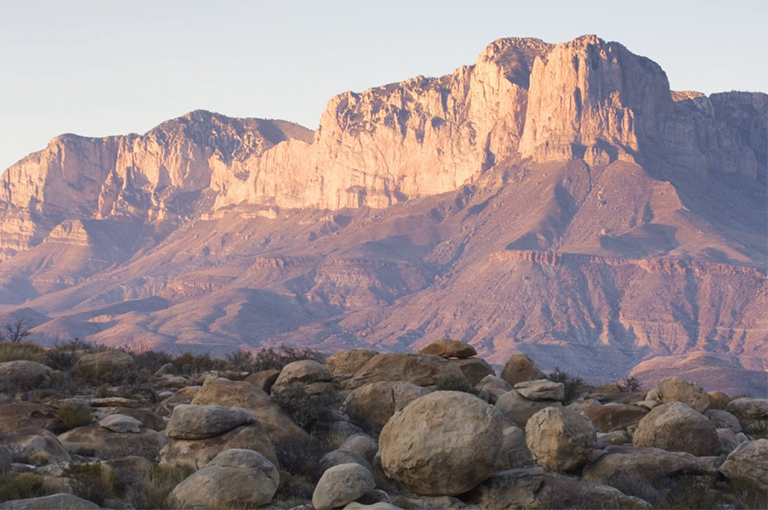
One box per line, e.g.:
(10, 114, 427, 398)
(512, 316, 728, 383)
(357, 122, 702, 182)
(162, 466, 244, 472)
(1, 0, 766, 172)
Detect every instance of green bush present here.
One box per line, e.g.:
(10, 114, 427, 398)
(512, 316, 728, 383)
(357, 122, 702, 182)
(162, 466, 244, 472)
(547, 367, 585, 405)
(58, 402, 94, 430)
(63, 462, 115, 506)
(0, 473, 46, 503)
(435, 375, 480, 395)
(274, 385, 339, 434)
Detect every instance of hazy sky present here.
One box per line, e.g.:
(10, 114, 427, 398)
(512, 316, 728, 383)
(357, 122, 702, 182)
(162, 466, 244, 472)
(1, 0, 766, 171)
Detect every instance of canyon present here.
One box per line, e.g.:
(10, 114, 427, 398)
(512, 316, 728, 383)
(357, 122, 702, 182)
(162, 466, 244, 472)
(0, 35, 765, 391)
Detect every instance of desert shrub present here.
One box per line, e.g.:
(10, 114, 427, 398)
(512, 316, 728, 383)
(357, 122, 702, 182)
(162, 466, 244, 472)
(124, 463, 193, 510)
(169, 351, 227, 375)
(0, 473, 46, 503)
(616, 376, 643, 393)
(64, 462, 115, 506)
(0, 342, 45, 363)
(52, 337, 101, 353)
(435, 375, 481, 395)
(273, 470, 316, 508)
(274, 385, 339, 434)
(547, 367, 585, 405)
(273, 434, 333, 482)
(58, 402, 94, 430)
(248, 345, 325, 372)
(96, 384, 113, 398)
(27, 389, 55, 403)
(130, 349, 174, 375)
(44, 348, 79, 372)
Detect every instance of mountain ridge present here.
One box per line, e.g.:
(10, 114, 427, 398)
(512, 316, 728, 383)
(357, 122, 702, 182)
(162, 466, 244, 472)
(0, 35, 765, 391)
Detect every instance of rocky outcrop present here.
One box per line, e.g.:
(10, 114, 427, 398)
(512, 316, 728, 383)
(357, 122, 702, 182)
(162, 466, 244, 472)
(633, 402, 720, 456)
(525, 407, 597, 471)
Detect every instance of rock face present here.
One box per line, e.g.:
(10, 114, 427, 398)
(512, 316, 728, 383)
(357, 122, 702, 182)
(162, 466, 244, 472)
(0, 34, 765, 388)
(342, 381, 429, 436)
(166, 404, 254, 439)
(525, 407, 597, 471)
(346, 354, 467, 390)
(633, 402, 721, 456)
(379, 391, 502, 496)
(168, 448, 279, 509)
(719, 439, 768, 490)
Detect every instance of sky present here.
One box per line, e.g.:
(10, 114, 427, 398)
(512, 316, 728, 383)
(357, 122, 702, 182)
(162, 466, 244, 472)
(1, 0, 766, 172)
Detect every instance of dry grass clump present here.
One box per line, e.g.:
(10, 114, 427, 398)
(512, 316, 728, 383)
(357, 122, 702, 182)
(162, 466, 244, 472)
(0, 473, 46, 503)
(0, 342, 45, 363)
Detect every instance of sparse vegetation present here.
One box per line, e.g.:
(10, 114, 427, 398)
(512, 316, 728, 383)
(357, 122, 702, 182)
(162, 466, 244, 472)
(0, 473, 46, 503)
(58, 401, 94, 430)
(435, 375, 481, 396)
(0, 342, 45, 363)
(273, 385, 339, 433)
(64, 462, 115, 506)
(124, 464, 193, 510)
(616, 376, 643, 393)
(547, 367, 585, 404)
(227, 345, 324, 373)
(0, 319, 32, 344)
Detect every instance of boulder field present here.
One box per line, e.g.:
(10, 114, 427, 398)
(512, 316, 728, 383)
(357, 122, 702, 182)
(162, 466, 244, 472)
(0, 339, 765, 509)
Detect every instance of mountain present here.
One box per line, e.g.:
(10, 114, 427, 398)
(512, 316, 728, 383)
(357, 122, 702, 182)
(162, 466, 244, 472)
(0, 35, 765, 390)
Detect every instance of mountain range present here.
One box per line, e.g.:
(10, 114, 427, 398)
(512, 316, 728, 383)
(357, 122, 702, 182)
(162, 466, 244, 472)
(0, 35, 765, 394)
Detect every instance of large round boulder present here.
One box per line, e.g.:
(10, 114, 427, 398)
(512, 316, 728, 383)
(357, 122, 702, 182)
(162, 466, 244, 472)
(0, 361, 52, 390)
(525, 407, 597, 472)
(1, 428, 71, 465)
(346, 353, 467, 390)
(166, 404, 254, 439)
(312, 463, 376, 510)
(418, 339, 476, 359)
(500, 354, 545, 386)
(650, 377, 710, 413)
(341, 381, 429, 436)
(0, 402, 59, 435)
(168, 449, 279, 509)
(633, 402, 720, 456)
(73, 350, 137, 383)
(379, 391, 502, 496)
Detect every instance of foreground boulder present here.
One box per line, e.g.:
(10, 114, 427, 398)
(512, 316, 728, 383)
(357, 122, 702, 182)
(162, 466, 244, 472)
(525, 407, 596, 471)
(0, 360, 52, 390)
(500, 354, 545, 386)
(379, 391, 502, 496)
(346, 353, 467, 390)
(633, 402, 720, 456)
(312, 463, 376, 510)
(649, 376, 710, 413)
(0, 494, 98, 510)
(168, 448, 279, 509)
(418, 339, 476, 359)
(341, 381, 429, 436)
(166, 404, 254, 439)
(719, 439, 768, 490)
(583, 445, 702, 502)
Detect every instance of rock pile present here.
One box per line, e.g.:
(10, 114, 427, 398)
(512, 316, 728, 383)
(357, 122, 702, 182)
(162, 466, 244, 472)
(0, 342, 765, 509)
